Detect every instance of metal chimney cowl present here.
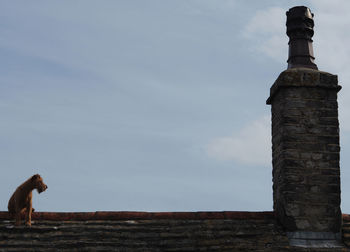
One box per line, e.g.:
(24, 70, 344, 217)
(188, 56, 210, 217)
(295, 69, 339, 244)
(286, 6, 318, 70)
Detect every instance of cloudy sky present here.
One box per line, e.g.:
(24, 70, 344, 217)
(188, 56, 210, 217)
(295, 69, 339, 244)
(2, 0, 350, 213)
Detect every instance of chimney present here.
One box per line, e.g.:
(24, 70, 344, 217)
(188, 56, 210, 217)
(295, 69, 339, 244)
(266, 6, 343, 247)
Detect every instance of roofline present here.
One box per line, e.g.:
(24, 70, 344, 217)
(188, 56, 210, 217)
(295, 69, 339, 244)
(0, 211, 276, 221)
(3, 211, 349, 222)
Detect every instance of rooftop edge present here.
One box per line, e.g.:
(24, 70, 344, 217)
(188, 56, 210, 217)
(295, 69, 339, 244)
(0, 211, 276, 221)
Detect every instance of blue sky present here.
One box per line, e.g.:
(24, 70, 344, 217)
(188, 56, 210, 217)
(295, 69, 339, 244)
(2, 0, 350, 212)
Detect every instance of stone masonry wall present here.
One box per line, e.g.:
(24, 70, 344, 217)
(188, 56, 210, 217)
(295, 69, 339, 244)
(267, 68, 342, 233)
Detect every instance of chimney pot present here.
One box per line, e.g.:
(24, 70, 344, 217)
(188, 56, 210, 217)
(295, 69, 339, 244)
(286, 6, 318, 69)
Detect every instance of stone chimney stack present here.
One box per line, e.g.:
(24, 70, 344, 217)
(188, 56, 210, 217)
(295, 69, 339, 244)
(266, 6, 343, 247)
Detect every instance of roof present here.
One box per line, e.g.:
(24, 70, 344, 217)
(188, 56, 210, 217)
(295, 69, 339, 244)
(1, 211, 350, 251)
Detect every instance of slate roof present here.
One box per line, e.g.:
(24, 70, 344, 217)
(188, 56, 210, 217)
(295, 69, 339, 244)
(1, 211, 350, 251)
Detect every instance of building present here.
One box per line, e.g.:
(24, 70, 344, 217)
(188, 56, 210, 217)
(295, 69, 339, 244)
(0, 6, 349, 251)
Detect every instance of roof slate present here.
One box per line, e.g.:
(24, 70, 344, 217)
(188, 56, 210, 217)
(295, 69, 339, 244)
(1, 211, 350, 251)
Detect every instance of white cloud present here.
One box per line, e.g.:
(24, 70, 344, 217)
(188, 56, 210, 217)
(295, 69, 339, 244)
(205, 116, 271, 166)
(243, 7, 284, 35)
(310, 0, 350, 72)
(242, 7, 286, 62)
(243, 2, 350, 132)
(242, 2, 350, 72)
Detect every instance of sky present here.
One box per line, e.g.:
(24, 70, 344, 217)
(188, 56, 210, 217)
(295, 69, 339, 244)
(2, 0, 350, 212)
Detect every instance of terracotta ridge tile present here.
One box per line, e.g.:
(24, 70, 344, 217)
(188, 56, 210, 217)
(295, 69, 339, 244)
(0, 211, 276, 221)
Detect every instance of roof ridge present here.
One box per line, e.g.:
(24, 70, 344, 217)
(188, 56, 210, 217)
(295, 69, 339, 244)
(0, 211, 275, 221)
